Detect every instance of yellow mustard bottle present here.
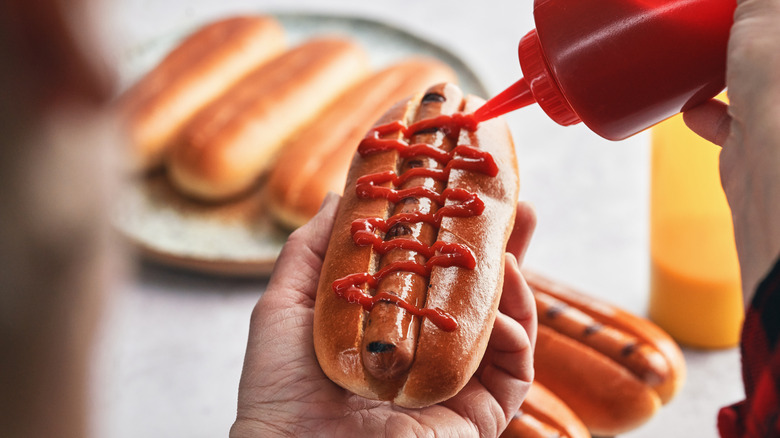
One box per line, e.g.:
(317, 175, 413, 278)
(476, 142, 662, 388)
(649, 95, 744, 349)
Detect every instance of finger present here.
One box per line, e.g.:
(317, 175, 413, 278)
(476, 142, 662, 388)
(468, 256, 536, 422)
(440, 310, 534, 434)
(506, 201, 537, 264)
(478, 311, 535, 422)
(264, 192, 340, 302)
(682, 99, 731, 146)
(487, 311, 535, 382)
(501, 253, 538, 349)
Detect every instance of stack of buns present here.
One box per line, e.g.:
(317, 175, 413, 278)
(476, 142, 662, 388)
(116, 14, 456, 229)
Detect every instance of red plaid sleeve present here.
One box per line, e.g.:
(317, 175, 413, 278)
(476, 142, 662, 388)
(719, 257, 780, 438)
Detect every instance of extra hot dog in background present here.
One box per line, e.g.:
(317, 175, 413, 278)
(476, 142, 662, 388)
(525, 270, 686, 436)
(313, 83, 520, 407)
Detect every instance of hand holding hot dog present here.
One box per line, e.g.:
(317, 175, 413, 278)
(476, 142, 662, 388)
(230, 195, 537, 437)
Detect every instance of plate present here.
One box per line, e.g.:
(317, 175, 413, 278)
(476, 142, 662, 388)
(113, 12, 489, 277)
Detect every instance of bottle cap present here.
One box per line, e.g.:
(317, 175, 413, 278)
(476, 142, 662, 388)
(517, 29, 581, 126)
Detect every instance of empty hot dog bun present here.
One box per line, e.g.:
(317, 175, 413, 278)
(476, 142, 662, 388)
(265, 57, 457, 229)
(116, 16, 286, 171)
(501, 382, 590, 438)
(525, 270, 686, 436)
(167, 37, 370, 201)
(313, 83, 520, 408)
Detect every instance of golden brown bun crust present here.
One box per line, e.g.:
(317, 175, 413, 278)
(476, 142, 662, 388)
(265, 58, 457, 229)
(501, 382, 590, 438)
(524, 269, 686, 404)
(117, 16, 286, 171)
(313, 83, 520, 408)
(167, 37, 369, 201)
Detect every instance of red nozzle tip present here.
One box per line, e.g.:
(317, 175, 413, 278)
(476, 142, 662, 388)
(473, 78, 536, 122)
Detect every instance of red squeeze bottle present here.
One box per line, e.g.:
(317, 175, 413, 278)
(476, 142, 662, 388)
(473, 0, 736, 140)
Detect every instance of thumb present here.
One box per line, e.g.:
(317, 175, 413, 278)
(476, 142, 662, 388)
(682, 99, 731, 146)
(264, 192, 340, 303)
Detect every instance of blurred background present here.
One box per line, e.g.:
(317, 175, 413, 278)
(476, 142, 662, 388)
(94, 1, 743, 437)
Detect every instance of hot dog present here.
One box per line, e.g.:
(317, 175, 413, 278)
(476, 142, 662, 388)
(167, 37, 370, 201)
(501, 382, 590, 438)
(265, 57, 457, 230)
(116, 16, 286, 172)
(313, 82, 520, 407)
(524, 270, 686, 436)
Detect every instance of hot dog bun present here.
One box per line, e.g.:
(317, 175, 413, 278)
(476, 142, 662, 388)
(265, 58, 457, 229)
(117, 16, 286, 171)
(501, 382, 590, 438)
(313, 83, 520, 408)
(167, 37, 370, 201)
(525, 270, 686, 436)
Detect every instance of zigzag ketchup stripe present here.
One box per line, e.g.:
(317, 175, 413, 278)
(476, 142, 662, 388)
(332, 112, 496, 332)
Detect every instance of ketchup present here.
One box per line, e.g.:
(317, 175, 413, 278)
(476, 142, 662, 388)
(332, 115, 495, 332)
(473, 0, 736, 140)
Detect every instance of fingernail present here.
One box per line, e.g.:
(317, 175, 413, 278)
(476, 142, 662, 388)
(517, 200, 536, 217)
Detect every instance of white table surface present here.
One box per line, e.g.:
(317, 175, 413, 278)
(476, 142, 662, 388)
(93, 1, 744, 437)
